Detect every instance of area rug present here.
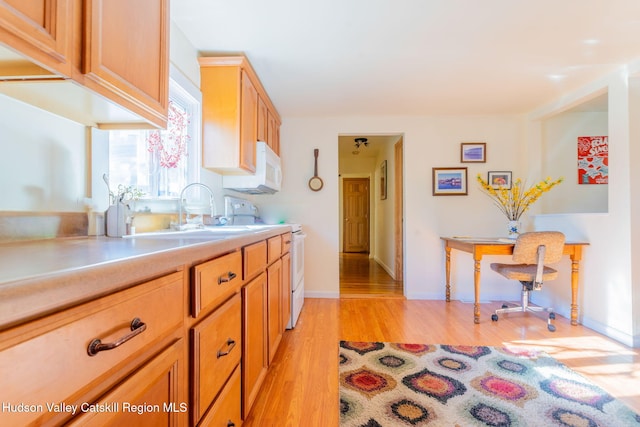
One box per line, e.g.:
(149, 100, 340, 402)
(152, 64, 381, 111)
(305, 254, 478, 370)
(339, 341, 640, 426)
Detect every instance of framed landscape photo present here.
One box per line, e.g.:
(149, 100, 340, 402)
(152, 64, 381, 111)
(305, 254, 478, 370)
(487, 171, 512, 189)
(461, 142, 486, 163)
(433, 167, 468, 196)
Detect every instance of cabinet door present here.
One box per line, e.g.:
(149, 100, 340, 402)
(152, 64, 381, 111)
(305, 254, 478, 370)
(239, 69, 258, 172)
(266, 258, 282, 364)
(267, 109, 280, 155)
(83, 0, 169, 127)
(0, 0, 73, 76)
(281, 252, 291, 332)
(68, 339, 187, 427)
(242, 273, 268, 418)
(191, 293, 242, 424)
(257, 95, 268, 143)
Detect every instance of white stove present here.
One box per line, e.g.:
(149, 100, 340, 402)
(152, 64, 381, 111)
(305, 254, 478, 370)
(224, 196, 305, 329)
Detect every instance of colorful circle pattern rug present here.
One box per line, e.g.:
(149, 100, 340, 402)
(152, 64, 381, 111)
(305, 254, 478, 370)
(339, 341, 640, 426)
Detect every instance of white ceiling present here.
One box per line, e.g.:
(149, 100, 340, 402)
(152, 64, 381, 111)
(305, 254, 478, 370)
(171, 1, 639, 118)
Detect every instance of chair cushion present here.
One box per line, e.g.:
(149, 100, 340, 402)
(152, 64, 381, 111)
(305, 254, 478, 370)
(490, 263, 558, 282)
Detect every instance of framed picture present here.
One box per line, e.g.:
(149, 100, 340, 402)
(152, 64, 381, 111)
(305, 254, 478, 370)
(432, 167, 468, 196)
(461, 142, 486, 163)
(380, 160, 387, 200)
(487, 171, 512, 189)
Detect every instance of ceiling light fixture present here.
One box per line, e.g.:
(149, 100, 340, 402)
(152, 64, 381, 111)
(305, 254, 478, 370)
(354, 137, 369, 149)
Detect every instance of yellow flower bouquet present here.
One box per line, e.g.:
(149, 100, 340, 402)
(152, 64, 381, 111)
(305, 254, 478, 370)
(476, 174, 563, 221)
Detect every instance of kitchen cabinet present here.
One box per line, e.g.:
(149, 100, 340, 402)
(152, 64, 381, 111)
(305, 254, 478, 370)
(0, 0, 73, 77)
(190, 293, 242, 426)
(0, 0, 169, 128)
(0, 271, 186, 426)
(82, 0, 170, 128)
(199, 55, 282, 174)
(267, 258, 283, 363)
(242, 272, 268, 419)
(191, 250, 242, 317)
(67, 340, 186, 427)
(267, 109, 281, 155)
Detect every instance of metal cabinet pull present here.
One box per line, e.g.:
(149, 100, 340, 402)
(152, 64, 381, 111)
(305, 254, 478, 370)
(217, 338, 236, 358)
(218, 271, 237, 284)
(227, 421, 235, 427)
(87, 318, 147, 356)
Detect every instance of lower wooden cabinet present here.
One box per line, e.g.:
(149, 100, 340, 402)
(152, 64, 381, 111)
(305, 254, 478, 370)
(0, 271, 185, 426)
(191, 293, 242, 425)
(241, 272, 268, 418)
(67, 339, 187, 426)
(266, 258, 283, 364)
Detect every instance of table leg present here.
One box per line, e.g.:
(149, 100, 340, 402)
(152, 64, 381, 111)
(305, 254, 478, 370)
(473, 258, 481, 324)
(570, 258, 580, 326)
(445, 246, 451, 302)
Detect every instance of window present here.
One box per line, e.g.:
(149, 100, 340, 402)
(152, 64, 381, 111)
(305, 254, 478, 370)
(108, 67, 201, 199)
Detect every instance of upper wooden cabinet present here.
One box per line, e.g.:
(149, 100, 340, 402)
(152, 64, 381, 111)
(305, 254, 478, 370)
(0, 0, 169, 128)
(199, 55, 281, 174)
(0, 0, 73, 77)
(82, 0, 169, 128)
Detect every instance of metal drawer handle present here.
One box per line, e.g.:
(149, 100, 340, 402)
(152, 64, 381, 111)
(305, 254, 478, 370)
(218, 271, 237, 284)
(87, 318, 147, 356)
(217, 338, 236, 358)
(227, 421, 235, 427)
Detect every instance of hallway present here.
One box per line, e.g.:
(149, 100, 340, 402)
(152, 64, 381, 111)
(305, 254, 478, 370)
(339, 253, 403, 298)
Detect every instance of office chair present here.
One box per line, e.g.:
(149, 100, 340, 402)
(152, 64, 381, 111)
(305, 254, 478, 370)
(490, 231, 565, 332)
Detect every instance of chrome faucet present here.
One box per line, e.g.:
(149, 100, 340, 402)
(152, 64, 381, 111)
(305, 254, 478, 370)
(177, 183, 217, 230)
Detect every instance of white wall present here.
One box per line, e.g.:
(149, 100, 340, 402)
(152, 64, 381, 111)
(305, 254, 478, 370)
(527, 64, 640, 347)
(373, 140, 396, 277)
(261, 115, 531, 302)
(541, 112, 608, 213)
(0, 95, 87, 212)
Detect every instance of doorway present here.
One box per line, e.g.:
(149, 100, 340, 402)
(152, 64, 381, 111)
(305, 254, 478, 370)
(338, 134, 404, 297)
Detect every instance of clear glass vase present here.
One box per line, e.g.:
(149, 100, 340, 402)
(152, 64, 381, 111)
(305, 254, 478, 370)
(507, 220, 521, 239)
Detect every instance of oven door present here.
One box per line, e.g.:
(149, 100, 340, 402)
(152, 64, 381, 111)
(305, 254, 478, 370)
(291, 231, 305, 290)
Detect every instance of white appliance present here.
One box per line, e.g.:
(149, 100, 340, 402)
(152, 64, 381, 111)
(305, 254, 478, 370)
(223, 141, 282, 194)
(223, 196, 305, 329)
(287, 223, 305, 329)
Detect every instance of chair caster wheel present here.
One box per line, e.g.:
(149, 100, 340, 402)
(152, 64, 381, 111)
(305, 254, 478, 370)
(549, 312, 556, 320)
(491, 314, 498, 322)
(501, 304, 508, 309)
(548, 324, 556, 332)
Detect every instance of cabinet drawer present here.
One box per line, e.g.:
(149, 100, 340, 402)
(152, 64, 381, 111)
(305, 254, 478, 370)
(281, 232, 292, 254)
(198, 364, 242, 427)
(68, 339, 186, 427)
(243, 240, 267, 280)
(0, 272, 184, 427)
(267, 235, 282, 264)
(191, 293, 242, 424)
(192, 250, 242, 317)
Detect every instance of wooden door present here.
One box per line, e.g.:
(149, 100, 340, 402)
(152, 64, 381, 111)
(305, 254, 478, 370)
(343, 178, 370, 253)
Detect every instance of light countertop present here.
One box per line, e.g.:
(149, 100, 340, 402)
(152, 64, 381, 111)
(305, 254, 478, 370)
(0, 225, 291, 330)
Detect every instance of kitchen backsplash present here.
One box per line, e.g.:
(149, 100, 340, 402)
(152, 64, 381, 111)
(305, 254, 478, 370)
(0, 212, 88, 243)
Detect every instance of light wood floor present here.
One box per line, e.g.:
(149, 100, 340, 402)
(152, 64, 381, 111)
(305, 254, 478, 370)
(243, 257, 640, 426)
(339, 253, 403, 298)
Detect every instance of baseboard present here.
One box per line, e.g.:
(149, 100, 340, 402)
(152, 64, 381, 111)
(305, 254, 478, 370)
(373, 255, 396, 280)
(305, 290, 340, 299)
